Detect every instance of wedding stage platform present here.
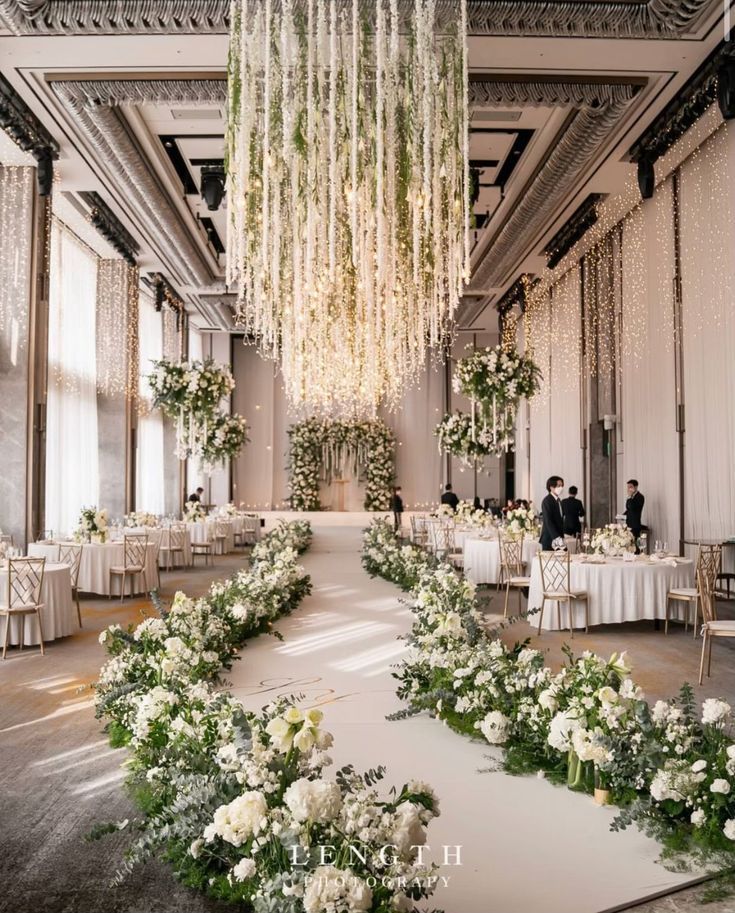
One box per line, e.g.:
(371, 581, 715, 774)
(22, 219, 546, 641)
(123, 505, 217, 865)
(229, 526, 703, 913)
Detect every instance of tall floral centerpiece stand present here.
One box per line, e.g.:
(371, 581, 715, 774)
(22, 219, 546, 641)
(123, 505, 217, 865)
(436, 344, 541, 471)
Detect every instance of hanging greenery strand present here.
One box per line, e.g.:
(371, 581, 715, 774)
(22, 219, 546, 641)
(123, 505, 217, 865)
(227, 0, 469, 416)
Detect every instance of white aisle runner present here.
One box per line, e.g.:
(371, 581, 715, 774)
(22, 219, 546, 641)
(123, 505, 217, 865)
(228, 528, 697, 913)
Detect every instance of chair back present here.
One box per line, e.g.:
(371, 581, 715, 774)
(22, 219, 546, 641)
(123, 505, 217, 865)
(0, 534, 13, 546)
(215, 520, 229, 538)
(500, 534, 524, 577)
(434, 523, 456, 556)
(538, 550, 572, 595)
(123, 534, 148, 569)
(696, 544, 722, 596)
(169, 526, 187, 550)
(7, 557, 45, 609)
(58, 543, 83, 587)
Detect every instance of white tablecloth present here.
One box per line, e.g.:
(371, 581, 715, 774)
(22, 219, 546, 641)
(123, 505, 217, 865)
(29, 541, 158, 596)
(464, 536, 540, 585)
(123, 527, 192, 567)
(2, 562, 75, 645)
(187, 519, 235, 553)
(527, 555, 695, 630)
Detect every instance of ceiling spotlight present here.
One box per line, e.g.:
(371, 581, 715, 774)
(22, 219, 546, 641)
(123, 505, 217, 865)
(201, 163, 225, 211)
(717, 60, 735, 121)
(637, 157, 655, 200)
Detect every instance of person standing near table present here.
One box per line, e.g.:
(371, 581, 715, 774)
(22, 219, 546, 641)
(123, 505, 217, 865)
(625, 479, 645, 539)
(562, 485, 585, 537)
(540, 475, 566, 550)
(390, 486, 404, 532)
(440, 483, 459, 512)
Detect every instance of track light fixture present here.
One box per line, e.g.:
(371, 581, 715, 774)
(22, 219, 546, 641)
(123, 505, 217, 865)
(200, 163, 226, 212)
(637, 157, 655, 200)
(717, 60, 735, 120)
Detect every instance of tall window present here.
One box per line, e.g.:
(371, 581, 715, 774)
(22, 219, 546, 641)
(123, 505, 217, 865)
(136, 294, 165, 514)
(45, 221, 99, 537)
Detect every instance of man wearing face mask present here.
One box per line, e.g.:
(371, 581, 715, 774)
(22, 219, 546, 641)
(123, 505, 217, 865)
(540, 475, 566, 551)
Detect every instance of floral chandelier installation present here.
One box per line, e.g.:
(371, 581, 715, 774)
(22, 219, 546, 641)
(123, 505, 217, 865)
(435, 344, 541, 470)
(147, 358, 249, 472)
(227, 0, 470, 416)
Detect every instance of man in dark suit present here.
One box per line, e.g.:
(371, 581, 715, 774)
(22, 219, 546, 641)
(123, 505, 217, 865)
(440, 483, 459, 512)
(187, 486, 204, 503)
(625, 479, 645, 539)
(562, 486, 585, 537)
(540, 475, 566, 550)
(390, 486, 404, 532)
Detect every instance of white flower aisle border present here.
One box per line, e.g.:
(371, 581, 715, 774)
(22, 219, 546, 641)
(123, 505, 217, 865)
(287, 419, 395, 512)
(435, 345, 541, 470)
(147, 358, 250, 472)
(362, 519, 735, 874)
(93, 520, 442, 912)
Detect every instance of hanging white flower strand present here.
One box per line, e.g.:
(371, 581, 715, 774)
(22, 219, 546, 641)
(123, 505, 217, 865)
(227, 0, 470, 416)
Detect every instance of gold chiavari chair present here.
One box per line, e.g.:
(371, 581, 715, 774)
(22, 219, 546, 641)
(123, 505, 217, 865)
(666, 544, 721, 637)
(500, 535, 531, 618)
(536, 550, 588, 636)
(433, 522, 464, 570)
(160, 525, 187, 572)
(58, 543, 83, 627)
(109, 534, 149, 602)
(698, 558, 735, 684)
(1, 557, 46, 658)
(214, 520, 230, 556)
(410, 514, 429, 548)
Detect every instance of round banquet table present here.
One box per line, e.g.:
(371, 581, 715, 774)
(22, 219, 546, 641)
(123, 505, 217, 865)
(2, 562, 75, 645)
(464, 536, 540, 585)
(28, 541, 158, 597)
(123, 527, 193, 567)
(527, 554, 695, 630)
(187, 519, 235, 553)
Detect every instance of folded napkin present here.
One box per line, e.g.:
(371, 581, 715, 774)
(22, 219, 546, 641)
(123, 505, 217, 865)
(649, 554, 678, 567)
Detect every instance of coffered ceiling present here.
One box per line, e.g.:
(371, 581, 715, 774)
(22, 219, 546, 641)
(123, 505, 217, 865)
(0, 0, 732, 331)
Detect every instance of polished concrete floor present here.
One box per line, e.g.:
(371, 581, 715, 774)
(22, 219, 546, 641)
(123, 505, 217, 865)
(1, 542, 734, 912)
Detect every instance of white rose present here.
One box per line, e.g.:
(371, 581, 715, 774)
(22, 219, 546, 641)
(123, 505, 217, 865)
(480, 710, 510, 745)
(710, 779, 731, 795)
(691, 759, 707, 773)
(724, 819, 735, 841)
(690, 809, 706, 827)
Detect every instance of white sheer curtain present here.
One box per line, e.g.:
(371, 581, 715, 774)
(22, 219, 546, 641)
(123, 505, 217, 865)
(679, 122, 735, 543)
(45, 222, 99, 537)
(618, 179, 679, 548)
(136, 294, 165, 514)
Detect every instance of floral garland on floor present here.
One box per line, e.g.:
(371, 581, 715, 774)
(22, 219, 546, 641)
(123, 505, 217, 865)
(362, 519, 735, 870)
(94, 520, 441, 911)
(435, 345, 541, 470)
(287, 419, 395, 511)
(147, 358, 250, 471)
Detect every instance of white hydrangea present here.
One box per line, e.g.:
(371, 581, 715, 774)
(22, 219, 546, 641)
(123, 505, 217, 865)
(548, 710, 582, 752)
(231, 857, 257, 882)
(702, 698, 731, 725)
(203, 791, 268, 847)
(283, 778, 342, 824)
(303, 866, 372, 913)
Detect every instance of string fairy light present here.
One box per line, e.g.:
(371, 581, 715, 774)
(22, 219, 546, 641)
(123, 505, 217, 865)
(0, 164, 33, 338)
(227, 0, 470, 417)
